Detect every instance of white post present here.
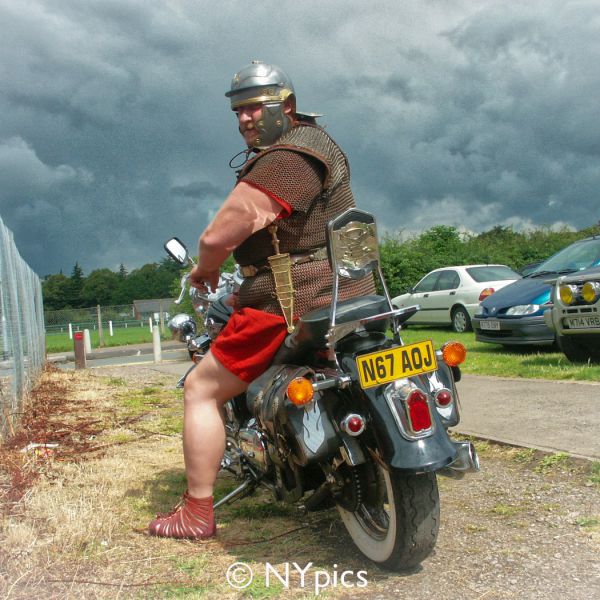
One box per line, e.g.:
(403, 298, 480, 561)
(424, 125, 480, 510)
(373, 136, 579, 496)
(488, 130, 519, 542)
(68, 323, 73, 340)
(109, 320, 113, 336)
(152, 326, 162, 363)
(83, 329, 92, 354)
(148, 316, 152, 333)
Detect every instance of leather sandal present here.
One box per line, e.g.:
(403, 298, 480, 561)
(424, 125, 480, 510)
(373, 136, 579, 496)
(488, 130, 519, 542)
(148, 491, 216, 539)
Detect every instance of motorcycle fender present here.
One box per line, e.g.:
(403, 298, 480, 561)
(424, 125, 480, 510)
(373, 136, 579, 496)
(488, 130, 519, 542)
(341, 356, 457, 472)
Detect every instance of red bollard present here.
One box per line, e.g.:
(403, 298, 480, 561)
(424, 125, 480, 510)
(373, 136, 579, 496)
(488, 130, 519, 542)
(73, 331, 87, 369)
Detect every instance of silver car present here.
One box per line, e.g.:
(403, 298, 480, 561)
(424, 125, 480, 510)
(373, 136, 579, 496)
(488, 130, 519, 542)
(392, 265, 521, 333)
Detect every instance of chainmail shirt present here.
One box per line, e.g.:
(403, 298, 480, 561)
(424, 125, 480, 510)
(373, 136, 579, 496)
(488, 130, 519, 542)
(234, 123, 375, 316)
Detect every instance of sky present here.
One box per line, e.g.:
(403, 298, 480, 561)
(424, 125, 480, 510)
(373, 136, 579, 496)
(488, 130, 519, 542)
(1, 0, 599, 277)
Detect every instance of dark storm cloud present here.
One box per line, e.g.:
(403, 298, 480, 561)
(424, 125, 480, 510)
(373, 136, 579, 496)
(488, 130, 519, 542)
(1, 0, 599, 277)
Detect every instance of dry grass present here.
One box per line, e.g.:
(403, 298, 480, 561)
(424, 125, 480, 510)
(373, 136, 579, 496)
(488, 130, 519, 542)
(1, 365, 599, 599)
(0, 367, 360, 599)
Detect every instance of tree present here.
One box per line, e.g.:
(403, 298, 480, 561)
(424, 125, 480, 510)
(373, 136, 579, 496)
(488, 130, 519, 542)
(81, 269, 120, 306)
(64, 262, 85, 308)
(41, 274, 71, 310)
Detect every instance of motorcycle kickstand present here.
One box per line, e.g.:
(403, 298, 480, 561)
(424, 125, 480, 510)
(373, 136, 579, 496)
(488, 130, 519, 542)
(213, 478, 258, 510)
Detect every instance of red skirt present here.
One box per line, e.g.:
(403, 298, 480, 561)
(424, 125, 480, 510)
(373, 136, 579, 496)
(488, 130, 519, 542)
(210, 307, 289, 383)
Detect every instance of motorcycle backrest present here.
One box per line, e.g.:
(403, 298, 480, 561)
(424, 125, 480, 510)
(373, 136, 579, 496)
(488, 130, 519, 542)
(326, 209, 380, 280)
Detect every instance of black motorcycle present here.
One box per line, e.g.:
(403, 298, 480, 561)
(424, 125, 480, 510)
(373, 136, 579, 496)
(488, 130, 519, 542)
(164, 209, 479, 571)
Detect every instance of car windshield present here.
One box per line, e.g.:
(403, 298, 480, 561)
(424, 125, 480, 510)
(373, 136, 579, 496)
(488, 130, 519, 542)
(531, 238, 600, 275)
(466, 266, 521, 282)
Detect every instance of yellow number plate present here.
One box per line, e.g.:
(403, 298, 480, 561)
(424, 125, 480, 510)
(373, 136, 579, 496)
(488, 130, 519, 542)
(356, 340, 438, 389)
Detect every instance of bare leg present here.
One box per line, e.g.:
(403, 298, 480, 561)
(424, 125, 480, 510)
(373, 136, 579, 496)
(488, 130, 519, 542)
(182, 350, 248, 498)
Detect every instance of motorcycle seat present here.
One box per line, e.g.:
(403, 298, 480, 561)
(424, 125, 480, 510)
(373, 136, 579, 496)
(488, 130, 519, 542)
(273, 295, 390, 364)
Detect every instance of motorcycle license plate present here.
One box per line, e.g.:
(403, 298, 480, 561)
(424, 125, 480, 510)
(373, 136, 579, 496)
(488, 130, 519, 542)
(356, 340, 438, 389)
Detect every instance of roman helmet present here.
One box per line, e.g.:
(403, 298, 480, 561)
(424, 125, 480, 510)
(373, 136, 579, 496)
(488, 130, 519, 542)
(225, 61, 296, 149)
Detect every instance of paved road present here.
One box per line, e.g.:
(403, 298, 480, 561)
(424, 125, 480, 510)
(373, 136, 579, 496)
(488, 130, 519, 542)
(456, 374, 600, 460)
(52, 343, 600, 461)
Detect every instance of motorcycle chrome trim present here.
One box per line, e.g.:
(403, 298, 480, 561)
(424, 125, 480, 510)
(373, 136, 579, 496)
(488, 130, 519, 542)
(383, 380, 436, 441)
(238, 428, 270, 467)
(311, 374, 352, 391)
(325, 305, 419, 352)
(339, 438, 366, 466)
(206, 317, 224, 340)
(438, 441, 480, 479)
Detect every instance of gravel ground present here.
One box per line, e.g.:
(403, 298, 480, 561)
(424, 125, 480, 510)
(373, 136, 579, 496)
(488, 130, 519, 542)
(83, 364, 600, 600)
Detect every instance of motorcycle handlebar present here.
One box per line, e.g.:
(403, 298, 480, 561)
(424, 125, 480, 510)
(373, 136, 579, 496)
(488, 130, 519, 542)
(174, 267, 242, 309)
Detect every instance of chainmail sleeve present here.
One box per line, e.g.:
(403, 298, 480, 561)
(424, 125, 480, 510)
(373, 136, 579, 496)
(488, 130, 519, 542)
(239, 149, 325, 213)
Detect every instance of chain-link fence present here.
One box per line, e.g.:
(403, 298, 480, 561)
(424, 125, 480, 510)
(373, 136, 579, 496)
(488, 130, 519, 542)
(0, 216, 46, 441)
(43, 300, 178, 354)
(45, 304, 139, 334)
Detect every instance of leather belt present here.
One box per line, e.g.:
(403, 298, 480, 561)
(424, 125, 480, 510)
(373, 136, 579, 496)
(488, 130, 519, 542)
(240, 246, 328, 278)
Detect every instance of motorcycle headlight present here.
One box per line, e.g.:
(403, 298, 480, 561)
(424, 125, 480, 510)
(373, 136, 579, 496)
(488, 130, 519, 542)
(505, 304, 540, 316)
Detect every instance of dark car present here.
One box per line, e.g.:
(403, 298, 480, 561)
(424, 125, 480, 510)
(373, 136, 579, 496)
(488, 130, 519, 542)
(473, 236, 600, 347)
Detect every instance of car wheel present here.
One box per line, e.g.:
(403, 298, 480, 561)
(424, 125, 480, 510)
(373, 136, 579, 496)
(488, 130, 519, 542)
(557, 334, 600, 363)
(451, 307, 472, 333)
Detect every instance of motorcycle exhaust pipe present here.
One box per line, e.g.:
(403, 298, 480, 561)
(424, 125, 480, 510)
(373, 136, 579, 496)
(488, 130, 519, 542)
(438, 441, 480, 479)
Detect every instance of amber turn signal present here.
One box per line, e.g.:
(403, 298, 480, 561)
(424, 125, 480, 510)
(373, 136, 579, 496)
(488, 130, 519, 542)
(441, 341, 467, 366)
(287, 377, 314, 406)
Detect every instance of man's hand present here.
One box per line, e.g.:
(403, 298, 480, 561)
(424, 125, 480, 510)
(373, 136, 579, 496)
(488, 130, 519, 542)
(189, 265, 220, 293)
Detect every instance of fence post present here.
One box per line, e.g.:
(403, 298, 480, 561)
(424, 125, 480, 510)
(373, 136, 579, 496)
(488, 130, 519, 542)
(153, 326, 162, 363)
(83, 329, 92, 354)
(97, 304, 105, 347)
(109, 320, 113, 336)
(159, 300, 165, 334)
(68, 322, 73, 340)
(148, 317, 153, 333)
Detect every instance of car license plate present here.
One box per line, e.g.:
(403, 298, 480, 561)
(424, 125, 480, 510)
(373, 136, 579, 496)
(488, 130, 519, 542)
(565, 315, 600, 329)
(480, 320, 500, 330)
(356, 340, 438, 389)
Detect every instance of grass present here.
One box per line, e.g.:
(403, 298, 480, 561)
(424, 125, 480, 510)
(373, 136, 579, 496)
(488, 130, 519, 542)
(575, 517, 600, 528)
(399, 326, 600, 381)
(534, 452, 572, 474)
(589, 462, 600, 485)
(2, 367, 599, 599)
(45, 325, 172, 353)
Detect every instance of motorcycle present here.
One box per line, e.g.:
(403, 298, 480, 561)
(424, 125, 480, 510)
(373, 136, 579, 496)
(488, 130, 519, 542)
(163, 209, 479, 571)
(165, 237, 240, 362)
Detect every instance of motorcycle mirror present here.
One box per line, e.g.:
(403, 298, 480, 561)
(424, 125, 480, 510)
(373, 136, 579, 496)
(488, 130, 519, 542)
(164, 237, 189, 265)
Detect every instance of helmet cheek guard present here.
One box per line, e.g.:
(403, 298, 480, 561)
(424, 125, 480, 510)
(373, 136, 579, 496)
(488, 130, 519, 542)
(252, 102, 293, 149)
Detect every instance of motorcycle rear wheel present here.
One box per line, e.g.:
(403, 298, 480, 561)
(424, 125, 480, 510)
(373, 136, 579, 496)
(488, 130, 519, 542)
(337, 466, 439, 571)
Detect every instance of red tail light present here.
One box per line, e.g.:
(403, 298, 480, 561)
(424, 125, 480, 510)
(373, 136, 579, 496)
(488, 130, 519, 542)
(435, 389, 453, 407)
(479, 287, 495, 301)
(340, 414, 366, 436)
(406, 389, 432, 432)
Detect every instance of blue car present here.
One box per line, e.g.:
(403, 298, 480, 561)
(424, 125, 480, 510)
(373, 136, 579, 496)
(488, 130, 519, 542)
(473, 236, 600, 347)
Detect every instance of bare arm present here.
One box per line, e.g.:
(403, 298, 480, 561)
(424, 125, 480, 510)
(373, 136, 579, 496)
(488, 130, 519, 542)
(189, 182, 283, 291)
